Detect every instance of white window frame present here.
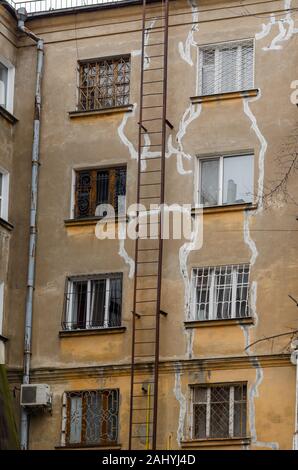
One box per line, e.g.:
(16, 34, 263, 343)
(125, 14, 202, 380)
(198, 38, 255, 96)
(190, 383, 247, 440)
(0, 56, 15, 114)
(65, 275, 121, 330)
(0, 282, 4, 336)
(197, 153, 254, 207)
(190, 264, 250, 321)
(0, 168, 10, 221)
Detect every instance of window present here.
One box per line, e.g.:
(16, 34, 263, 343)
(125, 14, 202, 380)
(63, 274, 122, 330)
(190, 264, 250, 321)
(74, 166, 126, 219)
(0, 170, 9, 220)
(199, 40, 254, 95)
(65, 389, 119, 446)
(78, 56, 130, 111)
(192, 383, 247, 439)
(0, 59, 15, 113)
(199, 154, 253, 207)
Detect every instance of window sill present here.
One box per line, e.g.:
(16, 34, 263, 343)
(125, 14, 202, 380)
(69, 104, 134, 118)
(191, 203, 257, 215)
(185, 317, 254, 328)
(181, 437, 251, 448)
(190, 89, 259, 104)
(64, 215, 128, 227)
(59, 326, 126, 338)
(55, 443, 122, 450)
(0, 105, 18, 124)
(0, 217, 14, 231)
(0, 334, 9, 343)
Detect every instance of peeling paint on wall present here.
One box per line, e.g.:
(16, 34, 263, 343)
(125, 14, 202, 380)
(118, 222, 135, 279)
(255, 0, 298, 50)
(173, 366, 187, 446)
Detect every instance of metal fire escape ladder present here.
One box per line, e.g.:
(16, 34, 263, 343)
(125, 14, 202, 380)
(129, 0, 170, 450)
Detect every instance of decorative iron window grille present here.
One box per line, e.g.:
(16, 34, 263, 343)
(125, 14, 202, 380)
(62, 274, 122, 330)
(65, 389, 119, 446)
(192, 383, 247, 439)
(190, 264, 250, 321)
(78, 56, 130, 111)
(75, 166, 126, 219)
(199, 40, 254, 95)
(199, 153, 254, 207)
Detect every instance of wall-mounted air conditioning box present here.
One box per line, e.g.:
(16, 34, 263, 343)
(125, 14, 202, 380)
(21, 384, 52, 408)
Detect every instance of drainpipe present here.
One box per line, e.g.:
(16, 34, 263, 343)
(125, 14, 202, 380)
(292, 339, 298, 450)
(16, 7, 44, 450)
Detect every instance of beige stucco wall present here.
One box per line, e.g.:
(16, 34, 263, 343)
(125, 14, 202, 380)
(1, 0, 298, 450)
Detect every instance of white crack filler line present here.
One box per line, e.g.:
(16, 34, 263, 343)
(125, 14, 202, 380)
(255, 0, 298, 50)
(242, 91, 278, 451)
(166, 0, 201, 175)
(173, 365, 187, 446)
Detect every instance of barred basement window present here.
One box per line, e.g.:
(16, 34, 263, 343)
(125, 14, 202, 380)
(62, 274, 122, 330)
(190, 264, 250, 321)
(65, 389, 119, 446)
(192, 383, 247, 439)
(199, 40, 254, 95)
(78, 56, 130, 111)
(74, 166, 126, 219)
(199, 153, 253, 207)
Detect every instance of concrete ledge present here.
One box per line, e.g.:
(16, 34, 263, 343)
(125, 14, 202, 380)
(190, 89, 259, 104)
(192, 203, 257, 215)
(64, 215, 128, 227)
(0, 217, 14, 231)
(181, 437, 251, 448)
(59, 326, 126, 337)
(69, 104, 134, 118)
(55, 443, 122, 450)
(185, 317, 254, 328)
(0, 105, 18, 124)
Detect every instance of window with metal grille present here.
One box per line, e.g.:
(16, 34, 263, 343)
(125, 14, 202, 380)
(199, 153, 253, 207)
(78, 56, 130, 111)
(74, 166, 126, 219)
(65, 389, 119, 446)
(62, 274, 122, 330)
(190, 264, 250, 321)
(192, 383, 247, 439)
(199, 40, 254, 95)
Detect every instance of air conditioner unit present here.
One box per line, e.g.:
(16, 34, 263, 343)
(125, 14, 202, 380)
(21, 384, 52, 408)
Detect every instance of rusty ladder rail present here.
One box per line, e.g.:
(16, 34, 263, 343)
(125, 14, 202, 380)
(128, 0, 170, 451)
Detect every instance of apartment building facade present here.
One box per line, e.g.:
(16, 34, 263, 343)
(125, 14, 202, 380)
(0, 0, 298, 450)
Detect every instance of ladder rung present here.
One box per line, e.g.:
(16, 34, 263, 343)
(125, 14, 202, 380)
(132, 435, 153, 438)
(144, 67, 164, 72)
(140, 182, 161, 186)
(143, 105, 163, 109)
(135, 300, 157, 304)
(139, 195, 160, 199)
(145, 15, 166, 21)
(140, 144, 162, 147)
(140, 170, 161, 174)
(143, 80, 163, 85)
(142, 93, 163, 97)
(146, 42, 164, 47)
(132, 395, 152, 398)
(133, 381, 155, 384)
(146, 55, 164, 59)
(141, 131, 162, 135)
(138, 248, 159, 251)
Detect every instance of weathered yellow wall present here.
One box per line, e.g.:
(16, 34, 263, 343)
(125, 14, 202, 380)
(1, 0, 298, 450)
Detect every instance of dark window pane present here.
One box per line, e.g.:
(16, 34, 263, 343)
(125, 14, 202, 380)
(193, 404, 207, 439)
(72, 281, 88, 329)
(109, 278, 122, 327)
(90, 280, 106, 327)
